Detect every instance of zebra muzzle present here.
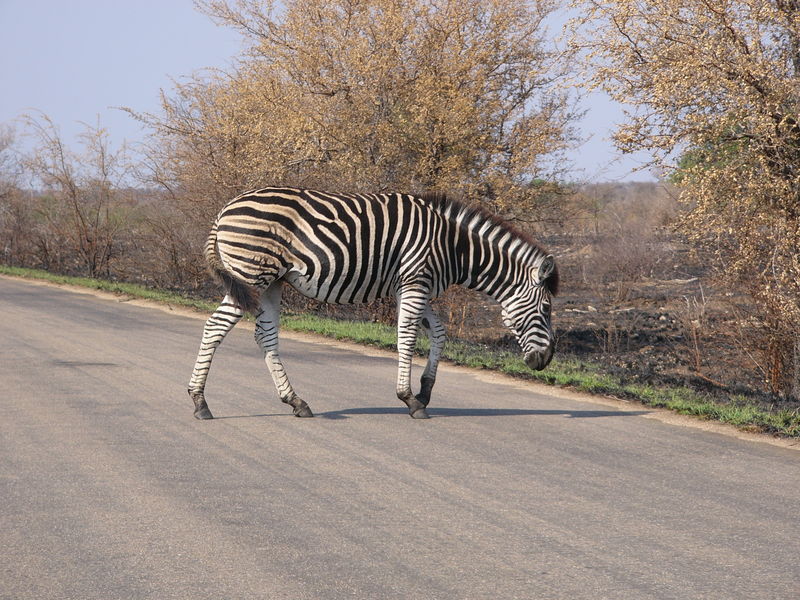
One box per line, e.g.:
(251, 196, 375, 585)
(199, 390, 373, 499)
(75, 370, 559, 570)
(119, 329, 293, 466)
(524, 346, 554, 371)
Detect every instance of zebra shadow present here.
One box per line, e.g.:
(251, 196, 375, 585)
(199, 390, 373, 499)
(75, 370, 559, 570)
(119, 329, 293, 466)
(212, 413, 288, 420)
(317, 407, 649, 420)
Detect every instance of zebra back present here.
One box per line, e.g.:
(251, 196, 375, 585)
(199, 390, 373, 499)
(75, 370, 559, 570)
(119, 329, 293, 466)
(206, 187, 556, 309)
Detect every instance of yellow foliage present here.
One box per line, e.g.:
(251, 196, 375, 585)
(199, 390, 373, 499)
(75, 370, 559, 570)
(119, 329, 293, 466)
(570, 0, 800, 395)
(137, 0, 577, 220)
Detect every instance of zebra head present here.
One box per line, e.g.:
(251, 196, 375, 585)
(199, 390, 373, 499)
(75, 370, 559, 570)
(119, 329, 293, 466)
(500, 254, 558, 371)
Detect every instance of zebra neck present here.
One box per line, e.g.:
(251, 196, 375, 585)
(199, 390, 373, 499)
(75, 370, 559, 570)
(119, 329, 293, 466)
(454, 223, 535, 303)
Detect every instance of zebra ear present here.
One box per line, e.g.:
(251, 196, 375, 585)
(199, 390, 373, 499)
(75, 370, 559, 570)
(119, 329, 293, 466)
(537, 255, 555, 283)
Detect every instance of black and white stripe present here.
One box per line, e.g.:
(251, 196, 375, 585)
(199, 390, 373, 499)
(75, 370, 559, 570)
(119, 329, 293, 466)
(188, 187, 558, 419)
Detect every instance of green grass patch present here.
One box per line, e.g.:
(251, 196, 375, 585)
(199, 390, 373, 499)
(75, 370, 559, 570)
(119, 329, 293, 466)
(3, 264, 799, 438)
(283, 313, 400, 349)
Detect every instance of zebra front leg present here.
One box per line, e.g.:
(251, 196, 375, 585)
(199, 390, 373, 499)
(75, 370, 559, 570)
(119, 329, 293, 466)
(396, 287, 430, 419)
(255, 282, 313, 417)
(416, 305, 446, 408)
(188, 295, 244, 419)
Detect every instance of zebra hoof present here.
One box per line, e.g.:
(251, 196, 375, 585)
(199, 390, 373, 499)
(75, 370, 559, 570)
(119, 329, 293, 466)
(401, 395, 429, 419)
(194, 406, 214, 420)
(283, 394, 313, 418)
(293, 405, 314, 418)
(410, 407, 430, 419)
(189, 390, 213, 420)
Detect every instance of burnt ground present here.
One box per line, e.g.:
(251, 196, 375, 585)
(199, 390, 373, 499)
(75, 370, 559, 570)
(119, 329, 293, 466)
(552, 278, 762, 395)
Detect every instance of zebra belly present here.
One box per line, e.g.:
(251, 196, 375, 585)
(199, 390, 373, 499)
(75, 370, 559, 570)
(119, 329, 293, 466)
(284, 270, 396, 304)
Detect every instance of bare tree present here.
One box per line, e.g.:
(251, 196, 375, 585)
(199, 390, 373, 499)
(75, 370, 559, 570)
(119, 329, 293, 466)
(20, 114, 136, 278)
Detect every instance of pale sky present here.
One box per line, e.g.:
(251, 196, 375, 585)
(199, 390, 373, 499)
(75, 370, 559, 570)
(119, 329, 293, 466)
(0, 0, 655, 183)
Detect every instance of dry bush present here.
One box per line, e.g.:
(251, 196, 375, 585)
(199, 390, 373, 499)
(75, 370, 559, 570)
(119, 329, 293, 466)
(431, 286, 503, 341)
(0, 127, 33, 266)
(0, 189, 37, 267)
(134, 0, 580, 221)
(110, 198, 209, 291)
(15, 115, 137, 278)
(0, 189, 73, 272)
(575, 183, 680, 296)
(729, 301, 800, 400)
(675, 287, 709, 374)
(571, 0, 800, 397)
(585, 228, 665, 284)
(0, 125, 18, 200)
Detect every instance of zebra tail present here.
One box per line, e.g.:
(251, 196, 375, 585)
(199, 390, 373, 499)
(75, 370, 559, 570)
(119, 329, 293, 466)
(204, 224, 260, 313)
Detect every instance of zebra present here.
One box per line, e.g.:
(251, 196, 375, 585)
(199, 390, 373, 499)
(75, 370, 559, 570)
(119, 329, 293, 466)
(188, 187, 558, 420)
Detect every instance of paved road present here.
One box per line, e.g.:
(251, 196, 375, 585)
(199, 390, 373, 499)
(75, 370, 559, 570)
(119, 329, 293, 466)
(1, 275, 798, 600)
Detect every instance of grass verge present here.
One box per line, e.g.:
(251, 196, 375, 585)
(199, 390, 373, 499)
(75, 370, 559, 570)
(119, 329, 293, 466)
(3, 264, 798, 438)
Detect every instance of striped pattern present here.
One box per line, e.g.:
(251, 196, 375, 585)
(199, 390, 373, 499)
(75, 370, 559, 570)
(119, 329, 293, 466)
(188, 187, 558, 419)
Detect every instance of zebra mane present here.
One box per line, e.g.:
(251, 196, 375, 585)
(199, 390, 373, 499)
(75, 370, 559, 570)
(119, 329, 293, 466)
(419, 191, 559, 296)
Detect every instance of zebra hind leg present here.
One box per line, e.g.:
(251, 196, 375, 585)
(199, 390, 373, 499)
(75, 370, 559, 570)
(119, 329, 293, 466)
(188, 295, 244, 419)
(416, 305, 446, 408)
(255, 281, 313, 418)
(395, 287, 430, 419)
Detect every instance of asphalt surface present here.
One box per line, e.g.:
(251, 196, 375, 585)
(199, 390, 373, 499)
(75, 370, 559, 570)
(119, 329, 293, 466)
(1, 275, 799, 600)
